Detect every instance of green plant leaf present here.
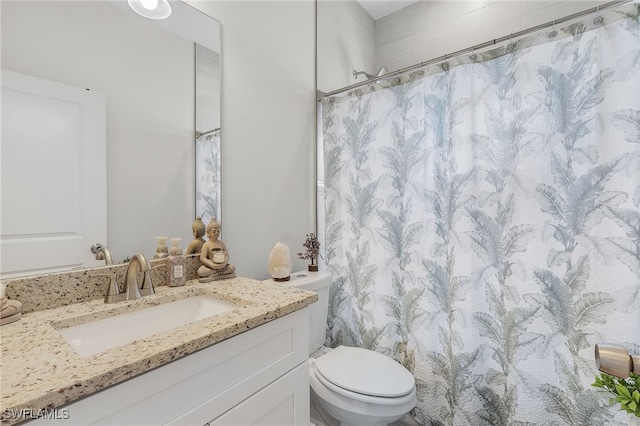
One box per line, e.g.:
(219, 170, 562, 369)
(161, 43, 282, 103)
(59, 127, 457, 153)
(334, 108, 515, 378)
(617, 383, 633, 400)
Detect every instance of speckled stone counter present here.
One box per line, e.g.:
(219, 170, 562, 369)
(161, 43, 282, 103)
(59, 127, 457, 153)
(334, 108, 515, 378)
(2, 255, 203, 314)
(0, 277, 317, 425)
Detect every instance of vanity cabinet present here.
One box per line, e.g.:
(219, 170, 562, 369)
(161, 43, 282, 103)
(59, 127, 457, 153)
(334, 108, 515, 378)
(32, 308, 310, 425)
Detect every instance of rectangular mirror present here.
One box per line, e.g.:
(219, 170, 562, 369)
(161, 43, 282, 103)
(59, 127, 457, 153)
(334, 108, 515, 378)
(195, 43, 222, 226)
(0, 0, 221, 276)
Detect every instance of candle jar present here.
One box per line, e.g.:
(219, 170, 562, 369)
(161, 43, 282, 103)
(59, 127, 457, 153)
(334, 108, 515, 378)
(213, 251, 225, 264)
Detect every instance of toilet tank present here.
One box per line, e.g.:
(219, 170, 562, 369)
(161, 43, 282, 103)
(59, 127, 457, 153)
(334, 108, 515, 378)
(263, 270, 332, 355)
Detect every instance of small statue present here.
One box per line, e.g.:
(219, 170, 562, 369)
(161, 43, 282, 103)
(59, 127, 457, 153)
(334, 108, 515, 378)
(298, 232, 323, 272)
(198, 218, 236, 282)
(268, 242, 292, 281)
(186, 217, 206, 255)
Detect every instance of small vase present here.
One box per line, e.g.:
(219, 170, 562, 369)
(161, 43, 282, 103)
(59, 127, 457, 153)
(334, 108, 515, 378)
(629, 414, 640, 426)
(308, 264, 318, 272)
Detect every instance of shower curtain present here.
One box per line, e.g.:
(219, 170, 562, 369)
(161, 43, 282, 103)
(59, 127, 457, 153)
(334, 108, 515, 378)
(195, 131, 221, 225)
(322, 6, 640, 425)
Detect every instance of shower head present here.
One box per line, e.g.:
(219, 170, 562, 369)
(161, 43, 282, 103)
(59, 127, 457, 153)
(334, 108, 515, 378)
(595, 343, 640, 379)
(376, 66, 388, 77)
(353, 66, 389, 81)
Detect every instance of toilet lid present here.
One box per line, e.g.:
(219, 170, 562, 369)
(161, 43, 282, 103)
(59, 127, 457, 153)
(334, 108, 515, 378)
(314, 346, 414, 398)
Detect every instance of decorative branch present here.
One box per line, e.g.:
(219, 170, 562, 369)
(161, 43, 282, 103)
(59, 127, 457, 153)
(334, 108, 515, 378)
(298, 233, 323, 265)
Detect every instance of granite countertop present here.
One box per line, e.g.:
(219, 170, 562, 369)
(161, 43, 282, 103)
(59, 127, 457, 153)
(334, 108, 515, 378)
(0, 277, 317, 425)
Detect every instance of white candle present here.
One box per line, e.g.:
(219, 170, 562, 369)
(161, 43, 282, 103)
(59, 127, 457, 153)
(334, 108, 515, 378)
(213, 252, 225, 263)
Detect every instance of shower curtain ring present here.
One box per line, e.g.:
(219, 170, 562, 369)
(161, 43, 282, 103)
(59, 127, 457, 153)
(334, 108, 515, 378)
(594, 6, 604, 25)
(441, 53, 450, 71)
(507, 34, 515, 53)
(548, 20, 557, 38)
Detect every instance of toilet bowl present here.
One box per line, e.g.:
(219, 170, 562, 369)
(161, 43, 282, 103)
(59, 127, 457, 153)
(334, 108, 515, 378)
(264, 271, 417, 426)
(310, 345, 417, 426)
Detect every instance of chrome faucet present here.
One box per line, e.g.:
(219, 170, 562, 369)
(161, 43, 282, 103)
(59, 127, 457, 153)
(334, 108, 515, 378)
(123, 253, 154, 301)
(91, 244, 114, 265)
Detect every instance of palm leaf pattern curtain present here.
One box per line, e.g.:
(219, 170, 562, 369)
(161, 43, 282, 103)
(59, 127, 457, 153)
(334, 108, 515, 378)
(322, 5, 640, 425)
(196, 131, 221, 224)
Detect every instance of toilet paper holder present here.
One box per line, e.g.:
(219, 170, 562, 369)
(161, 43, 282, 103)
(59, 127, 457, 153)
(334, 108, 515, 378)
(595, 343, 640, 379)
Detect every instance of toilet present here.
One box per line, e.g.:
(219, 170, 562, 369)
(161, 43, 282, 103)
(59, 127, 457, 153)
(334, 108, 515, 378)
(264, 271, 417, 426)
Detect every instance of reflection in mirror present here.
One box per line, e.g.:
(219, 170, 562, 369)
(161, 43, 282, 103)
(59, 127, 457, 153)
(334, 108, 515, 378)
(195, 44, 222, 225)
(0, 0, 220, 277)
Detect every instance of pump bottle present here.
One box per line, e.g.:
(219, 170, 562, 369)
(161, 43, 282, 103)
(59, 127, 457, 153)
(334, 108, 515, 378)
(167, 238, 186, 287)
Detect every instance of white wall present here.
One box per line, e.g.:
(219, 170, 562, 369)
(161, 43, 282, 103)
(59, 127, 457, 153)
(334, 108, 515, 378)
(188, 0, 317, 279)
(317, 0, 375, 93)
(1, 1, 195, 263)
(375, 1, 609, 73)
(196, 45, 221, 133)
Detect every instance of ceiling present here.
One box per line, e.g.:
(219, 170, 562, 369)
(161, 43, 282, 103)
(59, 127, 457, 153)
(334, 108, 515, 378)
(357, 0, 420, 20)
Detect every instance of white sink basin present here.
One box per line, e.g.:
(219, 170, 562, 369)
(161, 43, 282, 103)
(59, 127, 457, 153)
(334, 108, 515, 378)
(58, 295, 236, 357)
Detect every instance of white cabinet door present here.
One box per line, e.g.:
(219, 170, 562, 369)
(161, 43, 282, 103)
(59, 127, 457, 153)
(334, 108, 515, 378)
(209, 362, 310, 426)
(1, 70, 107, 277)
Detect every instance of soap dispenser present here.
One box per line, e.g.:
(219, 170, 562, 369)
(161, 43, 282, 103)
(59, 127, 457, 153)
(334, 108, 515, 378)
(167, 238, 186, 287)
(154, 236, 169, 259)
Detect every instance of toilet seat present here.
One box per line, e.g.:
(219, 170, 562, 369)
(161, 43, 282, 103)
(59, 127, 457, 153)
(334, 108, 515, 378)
(311, 346, 415, 403)
(310, 362, 416, 406)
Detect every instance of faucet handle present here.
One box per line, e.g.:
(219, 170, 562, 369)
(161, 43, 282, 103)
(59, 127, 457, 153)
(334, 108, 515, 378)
(140, 264, 163, 297)
(92, 273, 124, 303)
(140, 269, 156, 297)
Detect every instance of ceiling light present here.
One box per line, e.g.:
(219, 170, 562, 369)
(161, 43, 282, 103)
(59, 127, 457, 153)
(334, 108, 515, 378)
(128, 0, 172, 20)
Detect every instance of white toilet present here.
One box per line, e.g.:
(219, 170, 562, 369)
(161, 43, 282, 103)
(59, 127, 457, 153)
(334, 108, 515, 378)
(265, 271, 417, 426)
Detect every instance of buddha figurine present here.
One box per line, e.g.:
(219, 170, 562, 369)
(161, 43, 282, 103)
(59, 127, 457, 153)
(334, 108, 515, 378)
(185, 217, 206, 255)
(198, 217, 236, 282)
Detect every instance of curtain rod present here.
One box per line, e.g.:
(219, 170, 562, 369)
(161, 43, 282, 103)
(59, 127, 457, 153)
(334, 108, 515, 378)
(196, 128, 221, 138)
(318, 0, 632, 100)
